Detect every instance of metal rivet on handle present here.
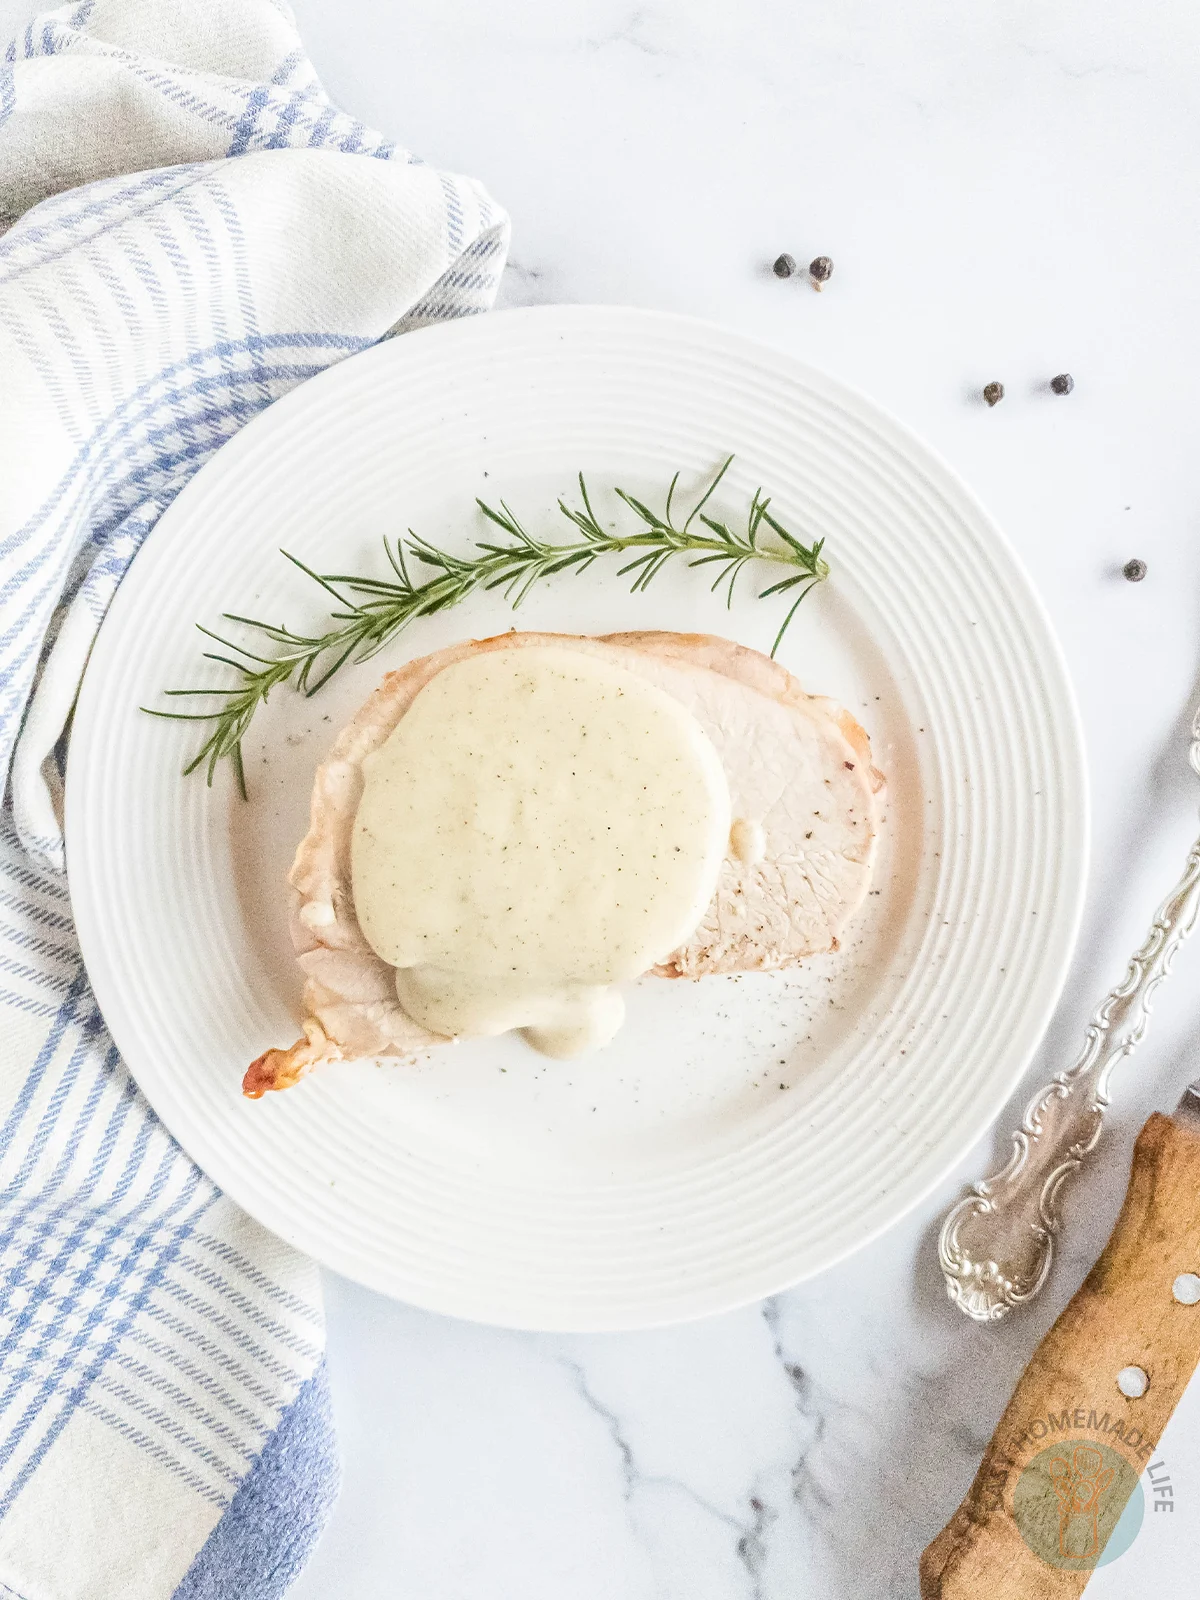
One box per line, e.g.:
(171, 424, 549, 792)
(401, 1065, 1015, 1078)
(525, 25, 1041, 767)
(1173, 1273, 1200, 1305)
(1117, 1366, 1149, 1399)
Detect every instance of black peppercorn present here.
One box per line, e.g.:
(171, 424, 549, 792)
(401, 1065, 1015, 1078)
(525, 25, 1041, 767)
(808, 255, 834, 289)
(1050, 373, 1074, 395)
(773, 253, 797, 279)
(1123, 559, 1147, 582)
(982, 381, 1005, 407)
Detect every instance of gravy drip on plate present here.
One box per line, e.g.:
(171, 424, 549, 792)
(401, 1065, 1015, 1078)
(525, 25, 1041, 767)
(351, 646, 731, 1057)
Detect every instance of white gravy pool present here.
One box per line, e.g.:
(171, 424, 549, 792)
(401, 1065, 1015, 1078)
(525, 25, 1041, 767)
(350, 646, 731, 1057)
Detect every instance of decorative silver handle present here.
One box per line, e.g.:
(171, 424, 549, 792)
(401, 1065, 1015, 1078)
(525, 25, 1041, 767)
(939, 704, 1200, 1322)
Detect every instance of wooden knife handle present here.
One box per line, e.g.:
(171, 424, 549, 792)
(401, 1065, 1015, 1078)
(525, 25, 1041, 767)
(921, 1111, 1200, 1598)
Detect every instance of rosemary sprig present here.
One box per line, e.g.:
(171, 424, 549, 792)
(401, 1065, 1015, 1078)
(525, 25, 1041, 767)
(145, 457, 828, 794)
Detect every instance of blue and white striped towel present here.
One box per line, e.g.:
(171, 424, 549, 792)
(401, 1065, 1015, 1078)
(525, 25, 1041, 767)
(0, 3, 509, 1594)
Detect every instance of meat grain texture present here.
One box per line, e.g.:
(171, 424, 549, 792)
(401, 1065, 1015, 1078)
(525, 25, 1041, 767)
(245, 631, 885, 1096)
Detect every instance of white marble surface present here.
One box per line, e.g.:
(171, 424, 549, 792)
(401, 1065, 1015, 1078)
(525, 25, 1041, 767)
(8, 0, 1200, 1593)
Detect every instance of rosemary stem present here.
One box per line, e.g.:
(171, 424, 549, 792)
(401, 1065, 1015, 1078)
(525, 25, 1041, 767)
(147, 459, 829, 794)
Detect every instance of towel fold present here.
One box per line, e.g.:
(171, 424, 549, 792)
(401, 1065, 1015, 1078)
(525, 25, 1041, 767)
(0, 2, 509, 1594)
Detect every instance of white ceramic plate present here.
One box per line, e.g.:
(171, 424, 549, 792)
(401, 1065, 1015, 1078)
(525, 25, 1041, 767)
(67, 306, 1087, 1331)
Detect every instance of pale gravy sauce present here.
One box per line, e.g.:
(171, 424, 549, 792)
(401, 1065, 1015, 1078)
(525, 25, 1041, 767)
(351, 646, 731, 1057)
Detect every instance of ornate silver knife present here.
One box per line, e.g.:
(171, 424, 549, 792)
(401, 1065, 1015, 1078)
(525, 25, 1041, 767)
(939, 701, 1200, 1321)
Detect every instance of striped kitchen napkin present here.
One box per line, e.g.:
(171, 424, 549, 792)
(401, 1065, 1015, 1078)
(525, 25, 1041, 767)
(0, 2, 509, 1595)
